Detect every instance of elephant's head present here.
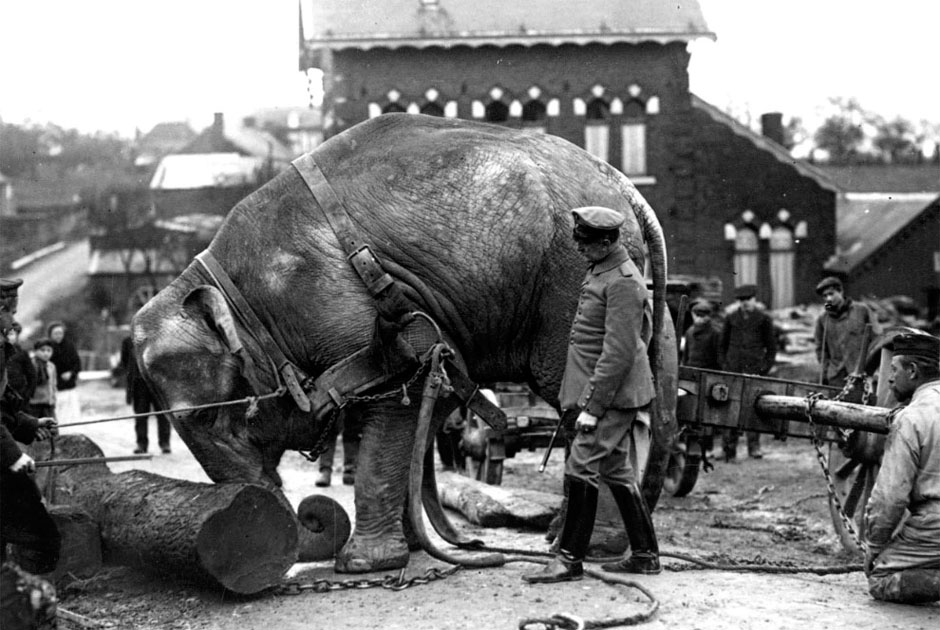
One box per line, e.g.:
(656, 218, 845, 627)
(132, 277, 311, 488)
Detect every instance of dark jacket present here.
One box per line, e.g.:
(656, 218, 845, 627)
(719, 307, 776, 375)
(5, 342, 37, 402)
(814, 299, 881, 386)
(682, 321, 722, 369)
(50, 338, 81, 391)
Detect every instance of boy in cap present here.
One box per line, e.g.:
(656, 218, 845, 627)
(865, 332, 940, 604)
(718, 284, 776, 459)
(682, 298, 721, 370)
(813, 276, 880, 392)
(29, 338, 57, 420)
(523, 206, 661, 584)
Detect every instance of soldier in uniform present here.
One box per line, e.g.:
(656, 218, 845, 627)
(1, 278, 61, 573)
(864, 333, 940, 604)
(523, 206, 660, 584)
(719, 284, 776, 460)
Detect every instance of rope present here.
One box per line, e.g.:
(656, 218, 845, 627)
(56, 387, 286, 428)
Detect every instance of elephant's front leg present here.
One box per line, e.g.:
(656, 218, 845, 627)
(335, 400, 415, 573)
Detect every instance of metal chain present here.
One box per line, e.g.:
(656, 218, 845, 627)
(276, 565, 462, 595)
(803, 393, 869, 553)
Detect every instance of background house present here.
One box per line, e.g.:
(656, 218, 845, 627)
(299, 0, 842, 308)
(821, 164, 940, 319)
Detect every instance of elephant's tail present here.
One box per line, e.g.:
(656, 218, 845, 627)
(615, 174, 676, 510)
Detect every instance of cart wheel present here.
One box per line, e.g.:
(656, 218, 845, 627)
(663, 443, 700, 498)
(827, 442, 879, 555)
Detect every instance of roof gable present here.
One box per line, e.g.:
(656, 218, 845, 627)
(690, 94, 841, 193)
(301, 0, 714, 50)
(826, 193, 938, 273)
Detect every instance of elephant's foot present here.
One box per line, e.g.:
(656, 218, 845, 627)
(334, 535, 410, 573)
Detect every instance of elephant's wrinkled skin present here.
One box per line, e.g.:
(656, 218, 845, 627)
(133, 114, 673, 573)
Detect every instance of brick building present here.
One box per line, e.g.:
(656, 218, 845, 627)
(299, 0, 843, 309)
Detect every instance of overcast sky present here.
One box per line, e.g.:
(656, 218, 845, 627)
(2, 0, 937, 138)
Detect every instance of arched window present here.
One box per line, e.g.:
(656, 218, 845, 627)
(485, 101, 509, 123)
(733, 227, 759, 287)
(522, 100, 546, 133)
(382, 102, 407, 114)
(584, 98, 609, 161)
(769, 226, 795, 308)
(420, 102, 444, 117)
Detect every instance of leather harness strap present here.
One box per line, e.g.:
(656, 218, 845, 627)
(292, 154, 393, 297)
(195, 250, 312, 413)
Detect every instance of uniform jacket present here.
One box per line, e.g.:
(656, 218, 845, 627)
(682, 321, 722, 369)
(865, 381, 940, 558)
(4, 343, 37, 402)
(719, 307, 776, 375)
(1, 343, 41, 469)
(814, 299, 880, 385)
(559, 246, 655, 416)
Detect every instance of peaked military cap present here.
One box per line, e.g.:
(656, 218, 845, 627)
(1, 278, 23, 298)
(690, 298, 713, 315)
(887, 333, 939, 362)
(815, 276, 843, 295)
(571, 206, 625, 230)
(733, 284, 758, 300)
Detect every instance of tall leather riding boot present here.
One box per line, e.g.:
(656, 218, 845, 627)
(523, 476, 598, 584)
(601, 482, 662, 575)
(342, 438, 359, 485)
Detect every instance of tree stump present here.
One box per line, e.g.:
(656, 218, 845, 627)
(31, 434, 298, 594)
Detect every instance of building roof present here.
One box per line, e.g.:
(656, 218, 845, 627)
(825, 192, 938, 273)
(149, 153, 268, 190)
(134, 122, 197, 168)
(818, 164, 940, 194)
(181, 114, 297, 162)
(301, 0, 715, 50)
(88, 248, 180, 276)
(690, 94, 842, 193)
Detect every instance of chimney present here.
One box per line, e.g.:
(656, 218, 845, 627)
(760, 112, 784, 145)
(211, 112, 225, 143)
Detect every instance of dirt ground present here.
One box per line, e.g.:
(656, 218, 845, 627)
(46, 378, 938, 630)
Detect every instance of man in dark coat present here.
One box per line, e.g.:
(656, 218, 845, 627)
(813, 276, 881, 392)
(1, 278, 61, 574)
(4, 322, 37, 404)
(120, 335, 171, 454)
(523, 206, 660, 584)
(719, 284, 777, 460)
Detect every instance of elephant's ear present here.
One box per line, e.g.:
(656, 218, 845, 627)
(182, 286, 268, 393)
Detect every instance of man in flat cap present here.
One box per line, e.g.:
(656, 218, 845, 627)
(864, 332, 940, 604)
(814, 276, 880, 393)
(523, 206, 660, 584)
(718, 284, 776, 460)
(1, 277, 61, 574)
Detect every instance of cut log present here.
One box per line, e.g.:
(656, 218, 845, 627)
(30, 434, 298, 594)
(296, 494, 351, 562)
(436, 471, 560, 529)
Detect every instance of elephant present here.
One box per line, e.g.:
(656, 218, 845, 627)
(133, 113, 677, 574)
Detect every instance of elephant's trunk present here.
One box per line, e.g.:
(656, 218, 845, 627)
(407, 349, 505, 568)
